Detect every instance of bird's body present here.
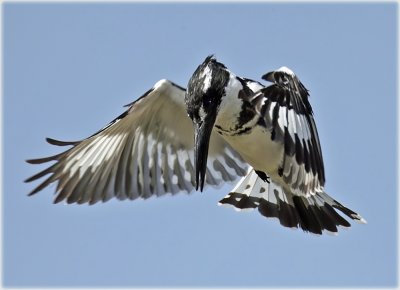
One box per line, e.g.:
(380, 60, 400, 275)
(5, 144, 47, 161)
(212, 75, 283, 179)
(26, 55, 366, 235)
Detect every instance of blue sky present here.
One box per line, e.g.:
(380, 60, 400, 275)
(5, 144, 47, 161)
(3, 2, 398, 288)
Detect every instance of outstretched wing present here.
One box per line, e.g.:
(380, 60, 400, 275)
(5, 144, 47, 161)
(26, 79, 248, 204)
(255, 68, 325, 194)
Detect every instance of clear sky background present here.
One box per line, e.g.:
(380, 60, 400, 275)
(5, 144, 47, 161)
(3, 2, 398, 288)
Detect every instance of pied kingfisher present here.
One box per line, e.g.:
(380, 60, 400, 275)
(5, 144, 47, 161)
(26, 55, 366, 235)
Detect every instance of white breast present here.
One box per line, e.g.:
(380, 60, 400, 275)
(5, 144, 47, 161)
(220, 125, 284, 177)
(213, 74, 283, 177)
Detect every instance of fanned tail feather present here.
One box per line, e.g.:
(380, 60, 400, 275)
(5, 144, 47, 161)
(218, 169, 366, 235)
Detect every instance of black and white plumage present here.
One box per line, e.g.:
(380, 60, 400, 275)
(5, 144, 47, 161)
(26, 55, 366, 235)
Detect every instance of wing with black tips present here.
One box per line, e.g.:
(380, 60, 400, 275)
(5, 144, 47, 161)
(255, 69, 325, 194)
(25, 79, 248, 204)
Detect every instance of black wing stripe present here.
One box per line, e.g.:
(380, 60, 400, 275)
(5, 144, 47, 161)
(26, 151, 66, 165)
(45, 137, 79, 146)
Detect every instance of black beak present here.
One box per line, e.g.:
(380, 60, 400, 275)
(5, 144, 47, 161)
(194, 118, 215, 192)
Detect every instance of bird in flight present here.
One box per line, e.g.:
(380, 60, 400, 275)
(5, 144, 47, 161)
(26, 55, 366, 235)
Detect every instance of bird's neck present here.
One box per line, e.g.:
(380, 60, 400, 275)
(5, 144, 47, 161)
(215, 75, 256, 135)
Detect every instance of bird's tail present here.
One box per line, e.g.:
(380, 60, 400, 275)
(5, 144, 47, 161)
(218, 169, 366, 235)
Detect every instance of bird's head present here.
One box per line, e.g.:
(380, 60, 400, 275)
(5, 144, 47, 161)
(185, 55, 230, 191)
